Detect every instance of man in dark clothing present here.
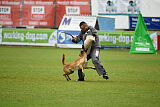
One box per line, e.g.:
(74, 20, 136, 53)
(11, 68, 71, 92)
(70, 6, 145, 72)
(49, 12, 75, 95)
(72, 21, 109, 81)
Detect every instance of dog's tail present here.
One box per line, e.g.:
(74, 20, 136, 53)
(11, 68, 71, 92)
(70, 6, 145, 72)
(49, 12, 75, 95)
(62, 54, 65, 65)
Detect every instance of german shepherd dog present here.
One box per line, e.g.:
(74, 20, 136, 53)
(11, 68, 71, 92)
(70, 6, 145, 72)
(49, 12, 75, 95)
(62, 50, 95, 81)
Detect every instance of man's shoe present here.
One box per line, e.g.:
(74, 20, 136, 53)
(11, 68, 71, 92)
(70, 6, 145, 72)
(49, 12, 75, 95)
(103, 74, 109, 80)
(76, 79, 85, 81)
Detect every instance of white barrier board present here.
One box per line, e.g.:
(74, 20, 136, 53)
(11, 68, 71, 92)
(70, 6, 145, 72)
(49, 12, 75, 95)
(59, 15, 96, 31)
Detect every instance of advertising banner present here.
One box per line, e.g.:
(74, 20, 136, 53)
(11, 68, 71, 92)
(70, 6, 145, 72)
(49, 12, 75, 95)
(57, 30, 137, 48)
(57, 30, 157, 48)
(1, 28, 157, 48)
(0, 0, 21, 26)
(57, 30, 82, 48)
(98, 31, 134, 47)
(57, 30, 136, 48)
(22, 0, 55, 27)
(98, 0, 140, 15)
(130, 13, 156, 54)
(59, 15, 96, 31)
(130, 16, 160, 30)
(98, 31, 157, 49)
(56, 0, 91, 26)
(2, 29, 57, 46)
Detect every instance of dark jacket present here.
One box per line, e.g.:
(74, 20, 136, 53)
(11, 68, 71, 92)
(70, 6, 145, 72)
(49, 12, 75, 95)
(73, 26, 101, 49)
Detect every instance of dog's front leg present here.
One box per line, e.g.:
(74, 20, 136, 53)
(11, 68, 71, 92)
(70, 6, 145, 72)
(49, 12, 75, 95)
(63, 74, 69, 81)
(67, 75, 71, 80)
(81, 67, 84, 73)
(79, 65, 84, 73)
(85, 66, 96, 70)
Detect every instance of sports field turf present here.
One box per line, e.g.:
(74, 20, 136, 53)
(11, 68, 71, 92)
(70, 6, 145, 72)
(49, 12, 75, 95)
(0, 46, 160, 107)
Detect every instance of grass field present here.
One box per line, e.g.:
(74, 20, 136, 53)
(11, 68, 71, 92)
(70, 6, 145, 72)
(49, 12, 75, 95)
(0, 46, 160, 107)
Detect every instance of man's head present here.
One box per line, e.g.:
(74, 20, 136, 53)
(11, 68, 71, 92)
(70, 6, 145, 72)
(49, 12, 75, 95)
(129, 0, 133, 6)
(107, 0, 111, 6)
(79, 21, 88, 32)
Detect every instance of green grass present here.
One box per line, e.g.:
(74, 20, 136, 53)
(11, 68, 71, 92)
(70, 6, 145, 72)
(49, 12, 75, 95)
(0, 46, 160, 107)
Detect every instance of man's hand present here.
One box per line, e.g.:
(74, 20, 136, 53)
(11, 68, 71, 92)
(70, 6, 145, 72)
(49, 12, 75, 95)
(72, 37, 77, 43)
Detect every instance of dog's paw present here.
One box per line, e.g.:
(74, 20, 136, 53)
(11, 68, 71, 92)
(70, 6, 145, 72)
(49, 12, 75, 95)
(93, 67, 96, 70)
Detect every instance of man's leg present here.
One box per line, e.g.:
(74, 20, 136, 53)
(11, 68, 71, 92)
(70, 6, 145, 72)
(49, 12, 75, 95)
(77, 52, 91, 81)
(77, 70, 85, 81)
(90, 48, 109, 79)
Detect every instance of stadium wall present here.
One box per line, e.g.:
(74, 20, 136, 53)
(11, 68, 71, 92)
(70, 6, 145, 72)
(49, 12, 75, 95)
(91, 0, 160, 30)
(91, 0, 160, 17)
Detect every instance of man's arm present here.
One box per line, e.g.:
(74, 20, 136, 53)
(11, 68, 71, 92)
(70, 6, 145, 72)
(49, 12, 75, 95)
(72, 32, 82, 43)
(88, 26, 98, 37)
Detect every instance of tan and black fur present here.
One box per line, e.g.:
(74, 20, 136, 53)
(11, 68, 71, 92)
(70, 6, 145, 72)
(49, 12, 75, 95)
(62, 51, 95, 81)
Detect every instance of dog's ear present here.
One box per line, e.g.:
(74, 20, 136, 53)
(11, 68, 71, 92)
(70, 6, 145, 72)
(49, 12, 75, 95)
(81, 50, 83, 54)
(79, 50, 83, 57)
(79, 50, 84, 57)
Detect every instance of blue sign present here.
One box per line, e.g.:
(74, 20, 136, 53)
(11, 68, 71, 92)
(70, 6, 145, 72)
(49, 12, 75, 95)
(130, 16, 160, 30)
(57, 30, 82, 44)
(98, 17, 115, 31)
